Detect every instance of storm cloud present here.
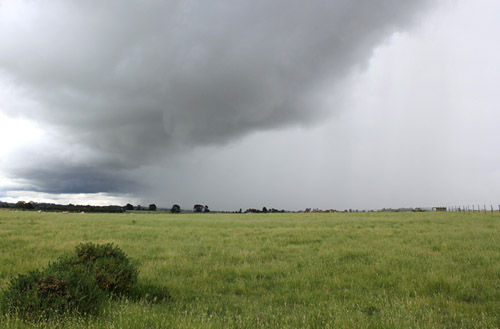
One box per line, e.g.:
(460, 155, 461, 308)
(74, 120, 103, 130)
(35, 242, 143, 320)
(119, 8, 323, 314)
(0, 0, 433, 195)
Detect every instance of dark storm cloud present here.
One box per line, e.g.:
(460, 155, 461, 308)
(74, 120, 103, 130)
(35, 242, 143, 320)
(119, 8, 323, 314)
(0, 0, 431, 193)
(7, 166, 139, 194)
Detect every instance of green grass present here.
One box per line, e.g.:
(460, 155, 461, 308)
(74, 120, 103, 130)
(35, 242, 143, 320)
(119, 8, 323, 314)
(1, 209, 500, 328)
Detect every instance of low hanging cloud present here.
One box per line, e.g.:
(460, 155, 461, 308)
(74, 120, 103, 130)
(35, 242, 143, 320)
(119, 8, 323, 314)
(0, 0, 432, 194)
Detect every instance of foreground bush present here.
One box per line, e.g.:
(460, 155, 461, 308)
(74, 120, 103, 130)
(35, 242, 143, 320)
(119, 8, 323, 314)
(70, 242, 138, 295)
(1, 243, 139, 320)
(0, 265, 104, 320)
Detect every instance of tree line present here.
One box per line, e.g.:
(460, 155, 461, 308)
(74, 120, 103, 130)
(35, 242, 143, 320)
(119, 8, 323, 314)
(0, 201, 124, 213)
(1, 200, 287, 214)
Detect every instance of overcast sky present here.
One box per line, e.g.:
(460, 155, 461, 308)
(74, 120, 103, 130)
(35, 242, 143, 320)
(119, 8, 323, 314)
(1, 0, 499, 211)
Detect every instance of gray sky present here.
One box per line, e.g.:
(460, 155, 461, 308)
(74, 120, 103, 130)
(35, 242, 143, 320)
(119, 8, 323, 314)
(1, 0, 499, 211)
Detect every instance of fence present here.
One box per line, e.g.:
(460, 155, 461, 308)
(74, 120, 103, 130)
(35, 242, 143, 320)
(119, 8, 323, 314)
(442, 205, 500, 212)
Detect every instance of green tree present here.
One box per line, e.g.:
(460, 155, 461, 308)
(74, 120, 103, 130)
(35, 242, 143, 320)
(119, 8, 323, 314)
(171, 204, 181, 213)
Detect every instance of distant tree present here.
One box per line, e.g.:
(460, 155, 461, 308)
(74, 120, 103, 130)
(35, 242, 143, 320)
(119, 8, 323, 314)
(149, 204, 157, 211)
(204, 205, 210, 213)
(15, 201, 27, 210)
(171, 204, 181, 213)
(125, 203, 134, 211)
(193, 204, 204, 213)
(136, 205, 143, 211)
(262, 207, 268, 213)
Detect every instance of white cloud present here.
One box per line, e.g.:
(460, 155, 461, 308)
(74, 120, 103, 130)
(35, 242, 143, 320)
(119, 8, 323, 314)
(0, 191, 136, 207)
(0, 113, 43, 157)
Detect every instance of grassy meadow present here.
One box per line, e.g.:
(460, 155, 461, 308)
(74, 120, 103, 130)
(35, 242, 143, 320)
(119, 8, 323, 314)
(1, 209, 500, 328)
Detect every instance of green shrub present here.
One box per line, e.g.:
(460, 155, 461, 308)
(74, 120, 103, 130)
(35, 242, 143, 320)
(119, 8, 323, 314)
(0, 265, 104, 320)
(69, 243, 138, 295)
(1, 243, 140, 320)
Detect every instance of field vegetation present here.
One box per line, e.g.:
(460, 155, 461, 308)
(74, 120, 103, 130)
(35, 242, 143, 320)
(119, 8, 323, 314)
(1, 209, 499, 328)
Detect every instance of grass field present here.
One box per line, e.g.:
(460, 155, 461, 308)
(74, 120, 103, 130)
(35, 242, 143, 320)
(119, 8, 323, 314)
(1, 209, 500, 328)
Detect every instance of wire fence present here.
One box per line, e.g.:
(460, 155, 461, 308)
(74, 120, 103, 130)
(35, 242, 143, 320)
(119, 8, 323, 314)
(443, 205, 500, 212)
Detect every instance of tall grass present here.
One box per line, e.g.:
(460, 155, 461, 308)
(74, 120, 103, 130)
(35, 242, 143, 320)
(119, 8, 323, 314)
(1, 209, 500, 328)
